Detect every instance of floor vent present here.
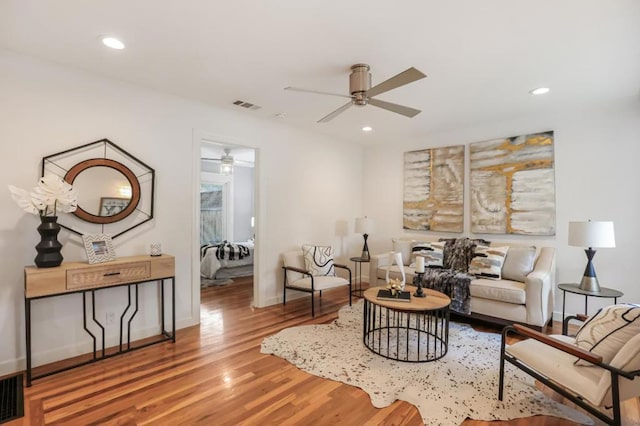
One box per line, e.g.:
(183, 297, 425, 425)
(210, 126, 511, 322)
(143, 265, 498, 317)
(0, 374, 24, 424)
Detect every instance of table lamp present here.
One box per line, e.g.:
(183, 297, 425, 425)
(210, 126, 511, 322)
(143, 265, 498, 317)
(355, 217, 373, 261)
(568, 220, 615, 293)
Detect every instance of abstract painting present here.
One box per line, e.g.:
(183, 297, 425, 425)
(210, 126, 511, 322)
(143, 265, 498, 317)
(403, 145, 464, 232)
(470, 131, 555, 235)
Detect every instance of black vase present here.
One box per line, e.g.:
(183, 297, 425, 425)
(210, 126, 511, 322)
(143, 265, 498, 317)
(35, 216, 63, 268)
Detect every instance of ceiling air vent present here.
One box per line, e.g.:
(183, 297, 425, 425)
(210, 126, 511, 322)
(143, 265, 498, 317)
(232, 100, 261, 110)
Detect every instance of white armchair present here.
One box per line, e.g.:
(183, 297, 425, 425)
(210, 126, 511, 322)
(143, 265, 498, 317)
(281, 250, 351, 317)
(500, 312, 640, 425)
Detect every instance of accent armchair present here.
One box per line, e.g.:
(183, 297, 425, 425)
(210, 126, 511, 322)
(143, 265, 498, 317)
(499, 313, 640, 425)
(281, 250, 351, 317)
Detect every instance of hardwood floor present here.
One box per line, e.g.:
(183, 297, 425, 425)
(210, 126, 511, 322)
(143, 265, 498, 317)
(8, 278, 638, 425)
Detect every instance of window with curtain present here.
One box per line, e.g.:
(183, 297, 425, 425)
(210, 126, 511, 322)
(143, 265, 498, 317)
(200, 183, 225, 244)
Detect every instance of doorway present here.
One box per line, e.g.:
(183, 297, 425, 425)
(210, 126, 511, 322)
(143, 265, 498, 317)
(198, 140, 256, 297)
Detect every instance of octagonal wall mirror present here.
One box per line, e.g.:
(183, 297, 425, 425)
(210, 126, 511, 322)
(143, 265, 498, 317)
(42, 139, 154, 238)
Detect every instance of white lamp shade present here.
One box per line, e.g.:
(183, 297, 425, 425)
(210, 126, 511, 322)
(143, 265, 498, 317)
(355, 217, 373, 234)
(568, 221, 615, 248)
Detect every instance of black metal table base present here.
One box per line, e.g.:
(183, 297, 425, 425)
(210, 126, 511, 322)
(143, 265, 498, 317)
(350, 257, 369, 298)
(26, 277, 175, 387)
(363, 298, 449, 362)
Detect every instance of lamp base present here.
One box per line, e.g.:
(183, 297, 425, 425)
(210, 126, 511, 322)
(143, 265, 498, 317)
(579, 275, 601, 293)
(360, 234, 370, 261)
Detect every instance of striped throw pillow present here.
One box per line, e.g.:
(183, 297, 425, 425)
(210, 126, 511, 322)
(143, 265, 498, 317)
(411, 241, 445, 268)
(468, 245, 509, 280)
(575, 304, 640, 365)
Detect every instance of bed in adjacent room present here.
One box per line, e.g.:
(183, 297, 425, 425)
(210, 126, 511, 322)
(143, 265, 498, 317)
(200, 240, 254, 279)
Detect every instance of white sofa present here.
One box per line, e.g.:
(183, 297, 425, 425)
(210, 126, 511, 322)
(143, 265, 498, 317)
(369, 236, 556, 330)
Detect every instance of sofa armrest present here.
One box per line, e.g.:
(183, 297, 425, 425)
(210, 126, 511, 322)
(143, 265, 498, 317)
(369, 253, 390, 286)
(524, 247, 556, 327)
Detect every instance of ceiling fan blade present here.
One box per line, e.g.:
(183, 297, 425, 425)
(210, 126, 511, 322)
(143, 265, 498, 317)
(368, 98, 421, 118)
(201, 157, 254, 166)
(366, 67, 426, 98)
(284, 86, 353, 99)
(318, 102, 353, 123)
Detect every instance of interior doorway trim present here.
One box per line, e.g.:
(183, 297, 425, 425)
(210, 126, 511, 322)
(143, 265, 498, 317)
(191, 129, 260, 325)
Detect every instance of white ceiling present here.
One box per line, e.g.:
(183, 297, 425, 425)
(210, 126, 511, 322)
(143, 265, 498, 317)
(1, 1, 639, 145)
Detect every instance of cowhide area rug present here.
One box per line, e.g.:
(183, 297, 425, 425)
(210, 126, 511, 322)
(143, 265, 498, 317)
(261, 300, 593, 426)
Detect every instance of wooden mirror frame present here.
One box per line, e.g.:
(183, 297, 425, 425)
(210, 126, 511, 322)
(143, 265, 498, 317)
(64, 158, 141, 224)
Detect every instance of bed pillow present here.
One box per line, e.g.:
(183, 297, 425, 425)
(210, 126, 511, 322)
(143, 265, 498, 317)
(468, 245, 509, 280)
(411, 241, 445, 268)
(302, 244, 336, 276)
(574, 304, 640, 366)
(501, 246, 537, 282)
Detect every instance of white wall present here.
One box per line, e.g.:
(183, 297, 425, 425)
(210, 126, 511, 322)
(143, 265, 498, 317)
(363, 97, 640, 320)
(0, 49, 364, 375)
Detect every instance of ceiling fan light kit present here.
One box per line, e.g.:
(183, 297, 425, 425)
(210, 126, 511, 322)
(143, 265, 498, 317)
(285, 63, 427, 123)
(220, 149, 234, 176)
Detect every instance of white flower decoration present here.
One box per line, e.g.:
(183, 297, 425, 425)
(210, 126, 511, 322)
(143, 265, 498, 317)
(8, 175, 78, 216)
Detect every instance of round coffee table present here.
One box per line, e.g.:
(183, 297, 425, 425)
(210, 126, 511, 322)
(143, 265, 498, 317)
(363, 285, 451, 362)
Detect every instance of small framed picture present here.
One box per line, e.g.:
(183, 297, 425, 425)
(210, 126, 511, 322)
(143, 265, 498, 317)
(82, 234, 116, 264)
(99, 197, 130, 216)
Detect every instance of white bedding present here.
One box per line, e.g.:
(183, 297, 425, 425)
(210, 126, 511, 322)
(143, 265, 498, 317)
(200, 240, 254, 279)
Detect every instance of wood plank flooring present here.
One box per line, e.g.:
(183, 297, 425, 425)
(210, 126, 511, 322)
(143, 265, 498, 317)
(7, 277, 639, 425)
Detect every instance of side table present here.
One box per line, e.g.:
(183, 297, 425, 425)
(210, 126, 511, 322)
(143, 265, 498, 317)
(558, 283, 623, 323)
(350, 256, 370, 297)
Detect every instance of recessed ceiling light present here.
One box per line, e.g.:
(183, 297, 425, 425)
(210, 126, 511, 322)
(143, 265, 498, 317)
(101, 37, 125, 50)
(529, 87, 550, 95)
(362, 126, 373, 132)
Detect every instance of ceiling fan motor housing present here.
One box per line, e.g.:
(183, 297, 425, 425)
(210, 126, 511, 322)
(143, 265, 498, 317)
(349, 64, 371, 105)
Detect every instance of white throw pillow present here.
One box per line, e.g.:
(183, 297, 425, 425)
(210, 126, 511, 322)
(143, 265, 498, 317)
(411, 241, 445, 268)
(392, 239, 414, 266)
(302, 244, 336, 276)
(468, 245, 509, 280)
(502, 246, 537, 282)
(575, 304, 640, 365)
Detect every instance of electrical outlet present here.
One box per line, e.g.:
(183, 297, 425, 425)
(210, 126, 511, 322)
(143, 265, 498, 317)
(105, 311, 116, 326)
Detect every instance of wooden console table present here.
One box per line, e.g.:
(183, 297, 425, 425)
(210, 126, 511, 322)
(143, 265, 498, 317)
(24, 254, 176, 387)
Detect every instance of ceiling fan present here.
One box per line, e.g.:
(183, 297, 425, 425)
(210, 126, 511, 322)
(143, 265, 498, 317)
(202, 148, 253, 175)
(285, 64, 427, 123)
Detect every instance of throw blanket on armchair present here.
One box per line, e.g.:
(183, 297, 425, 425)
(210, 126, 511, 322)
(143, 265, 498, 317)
(418, 269, 473, 315)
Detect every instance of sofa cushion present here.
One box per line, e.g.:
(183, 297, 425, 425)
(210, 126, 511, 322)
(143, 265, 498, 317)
(302, 244, 336, 276)
(470, 278, 526, 304)
(575, 304, 640, 365)
(411, 241, 445, 268)
(468, 245, 509, 280)
(502, 246, 537, 282)
(392, 238, 413, 266)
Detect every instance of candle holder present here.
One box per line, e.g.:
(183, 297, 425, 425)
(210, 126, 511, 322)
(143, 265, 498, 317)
(413, 272, 426, 298)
